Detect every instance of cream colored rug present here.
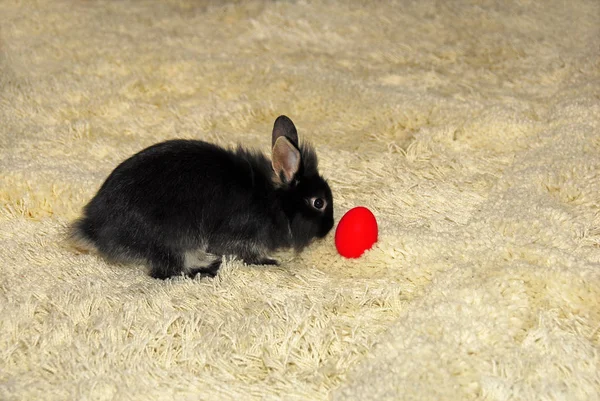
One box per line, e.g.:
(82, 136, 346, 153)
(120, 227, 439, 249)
(1, 1, 599, 400)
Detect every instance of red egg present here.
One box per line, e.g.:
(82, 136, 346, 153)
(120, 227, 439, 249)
(335, 206, 378, 258)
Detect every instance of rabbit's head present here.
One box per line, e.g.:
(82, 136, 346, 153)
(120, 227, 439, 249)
(271, 116, 334, 251)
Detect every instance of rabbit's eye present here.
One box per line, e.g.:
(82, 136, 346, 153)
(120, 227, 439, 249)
(311, 197, 326, 210)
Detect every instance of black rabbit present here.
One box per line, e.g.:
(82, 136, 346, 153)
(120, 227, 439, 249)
(70, 115, 334, 279)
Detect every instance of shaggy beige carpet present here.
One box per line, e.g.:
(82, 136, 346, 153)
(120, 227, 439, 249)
(1, 1, 599, 400)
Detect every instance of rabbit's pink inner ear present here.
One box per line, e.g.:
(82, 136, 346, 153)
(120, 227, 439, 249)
(272, 137, 301, 184)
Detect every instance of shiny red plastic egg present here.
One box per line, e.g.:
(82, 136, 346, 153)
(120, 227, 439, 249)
(335, 206, 378, 258)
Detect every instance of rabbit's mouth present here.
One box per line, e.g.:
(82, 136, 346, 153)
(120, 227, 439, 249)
(318, 215, 334, 238)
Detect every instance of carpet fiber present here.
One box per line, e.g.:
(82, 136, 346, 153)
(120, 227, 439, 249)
(1, 1, 599, 400)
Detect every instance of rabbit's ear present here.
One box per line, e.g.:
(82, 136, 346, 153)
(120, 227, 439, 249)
(272, 136, 301, 184)
(272, 115, 298, 148)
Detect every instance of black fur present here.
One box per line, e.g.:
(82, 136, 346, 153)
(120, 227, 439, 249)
(71, 116, 334, 279)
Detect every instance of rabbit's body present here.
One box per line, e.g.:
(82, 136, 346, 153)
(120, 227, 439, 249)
(71, 116, 334, 279)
